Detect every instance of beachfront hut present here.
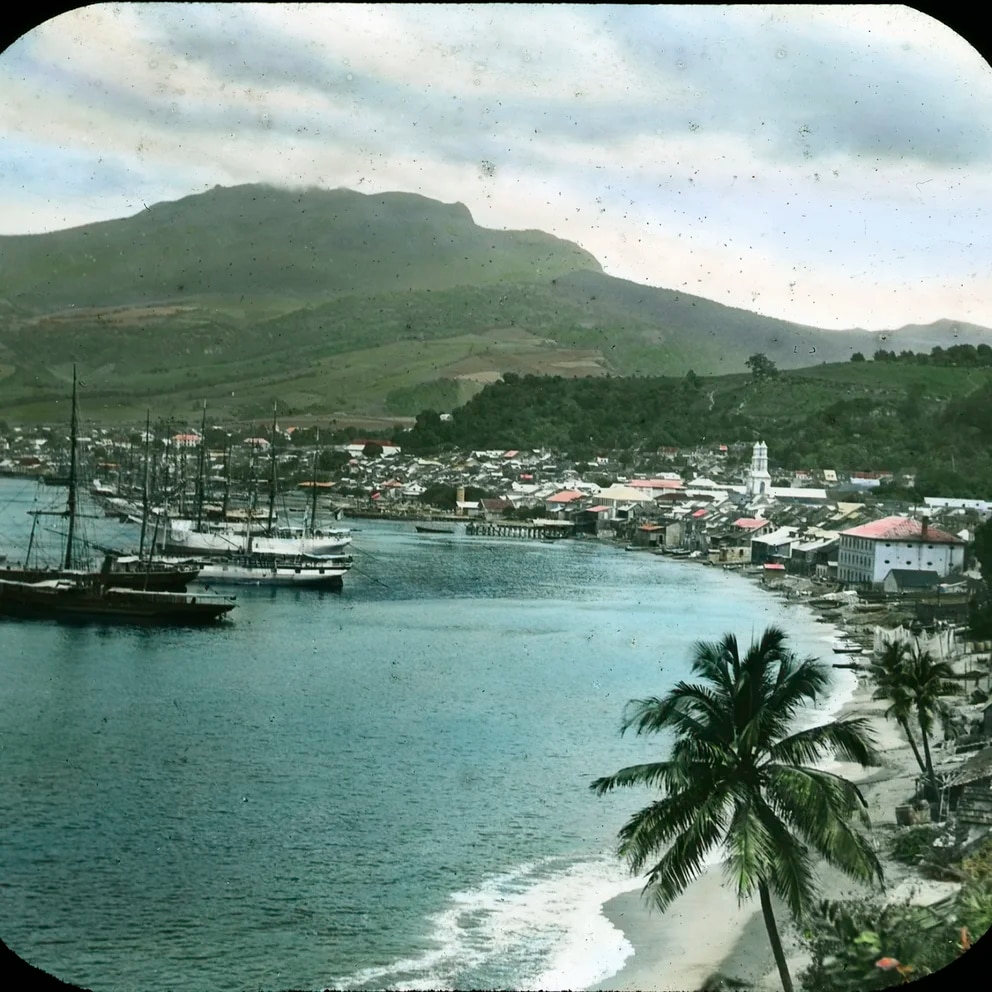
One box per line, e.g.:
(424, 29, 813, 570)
(941, 747, 992, 834)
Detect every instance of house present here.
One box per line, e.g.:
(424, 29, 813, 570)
(750, 526, 798, 566)
(171, 433, 202, 448)
(769, 486, 828, 504)
(345, 440, 401, 457)
(544, 489, 585, 515)
(789, 537, 839, 577)
(628, 478, 685, 498)
(882, 569, 942, 595)
(837, 516, 966, 586)
(732, 517, 770, 536)
(631, 523, 665, 548)
(480, 498, 513, 520)
(943, 747, 992, 838)
(924, 496, 992, 516)
(593, 486, 657, 514)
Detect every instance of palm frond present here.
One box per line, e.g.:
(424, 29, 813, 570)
(765, 717, 880, 769)
(751, 797, 817, 918)
(763, 765, 884, 887)
(590, 761, 679, 796)
(688, 637, 737, 696)
(720, 797, 776, 904)
(620, 683, 729, 739)
(616, 785, 727, 873)
(636, 795, 729, 911)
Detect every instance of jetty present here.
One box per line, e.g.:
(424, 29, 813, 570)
(465, 520, 574, 540)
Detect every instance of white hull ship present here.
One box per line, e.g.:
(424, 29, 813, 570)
(192, 553, 353, 588)
(164, 519, 352, 557)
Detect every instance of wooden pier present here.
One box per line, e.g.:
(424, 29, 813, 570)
(465, 520, 575, 540)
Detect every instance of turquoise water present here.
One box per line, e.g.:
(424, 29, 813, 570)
(0, 478, 852, 991)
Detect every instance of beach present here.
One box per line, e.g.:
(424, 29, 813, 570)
(589, 573, 931, 992)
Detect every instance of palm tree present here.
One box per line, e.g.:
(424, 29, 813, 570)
(591, 626, 884, 992)
(868, 639, 928, 777)
(902, 643, 963, 802)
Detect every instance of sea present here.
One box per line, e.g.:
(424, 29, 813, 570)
(0, 476, 856, 992)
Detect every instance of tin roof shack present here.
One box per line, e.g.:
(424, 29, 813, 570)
(573, 504, 613, 536)
(942, 747, 992, 842)
(630, 523, 665, 548)
(883, 569, 942, 596)
(788, 537, 839, 577)
(750, 526, 798, 567)
(762, 562, 787, 584)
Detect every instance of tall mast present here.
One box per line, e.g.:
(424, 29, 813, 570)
(221, 440, 231, 520)
(266, 401, 277, 535)
(138, 410, 151, 559)
(63, 365, 79, 570)
(148, 443, 160, 552)
(247, 448, 256, 556)
(195, 401, 207, 530)
(309, 429, 320, 536)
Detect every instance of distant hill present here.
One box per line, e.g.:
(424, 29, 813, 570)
(0, 184, 602, 309)
(0, 182, 990, 422)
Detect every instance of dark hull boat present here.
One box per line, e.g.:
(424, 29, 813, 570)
(0, 557, 200, 591)
(0, 576, 236, 625)
(0, 369, 237, 627)
(415, 525, 454, 534)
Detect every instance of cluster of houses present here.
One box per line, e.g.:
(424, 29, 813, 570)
(2, 422, 988, 595)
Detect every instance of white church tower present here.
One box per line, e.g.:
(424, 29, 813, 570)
(746, 440, 771, 497)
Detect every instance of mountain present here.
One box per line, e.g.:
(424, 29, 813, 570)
(0, 183, 602, 310)
(0, 183, 989, 422)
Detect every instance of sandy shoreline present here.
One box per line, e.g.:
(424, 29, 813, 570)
(588, 571, 924, 992)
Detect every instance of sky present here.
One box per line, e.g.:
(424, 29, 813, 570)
(1, 3, 991, 332)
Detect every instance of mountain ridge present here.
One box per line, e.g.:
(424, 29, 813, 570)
(0, 182, 990, 420)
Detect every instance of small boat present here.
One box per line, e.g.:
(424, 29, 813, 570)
(416, 525, 454, 534)
(831, 638, 864, 655)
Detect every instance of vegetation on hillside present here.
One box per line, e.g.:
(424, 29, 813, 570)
(3, 184, 991, 422)
(397, 364, 992, 498)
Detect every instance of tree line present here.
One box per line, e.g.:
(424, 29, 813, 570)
(393, 369, 992, 499)
(853, 343, 992, 366)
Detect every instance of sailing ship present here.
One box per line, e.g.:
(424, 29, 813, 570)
(186, 429, 355, 589)
(3, 409, 202, 592)
(0, 370, 236, 625)
(162, 407, 352, 557)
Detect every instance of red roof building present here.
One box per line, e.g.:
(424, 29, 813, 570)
(732, 517, 770, 531)
(841, 516, 962, 544)
(546, 489, 585, 504)
(838, 516, 966, 586)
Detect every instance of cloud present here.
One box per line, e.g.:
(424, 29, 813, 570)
(1, 3, 991, 330)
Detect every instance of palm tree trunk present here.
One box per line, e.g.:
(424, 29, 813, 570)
(918, 720, 939, 802)
(898, 716, 927, 776)
(759, 880, 794, 992)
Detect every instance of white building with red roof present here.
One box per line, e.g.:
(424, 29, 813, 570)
(837, 516, 966, 586)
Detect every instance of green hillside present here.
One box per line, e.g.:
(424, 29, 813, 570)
(400, 361, 992, 497)
(0, 184, 601, 310)
(1, 183, 991, 422)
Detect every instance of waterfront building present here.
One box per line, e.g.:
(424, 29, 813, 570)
(837, 515, 966, 586)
